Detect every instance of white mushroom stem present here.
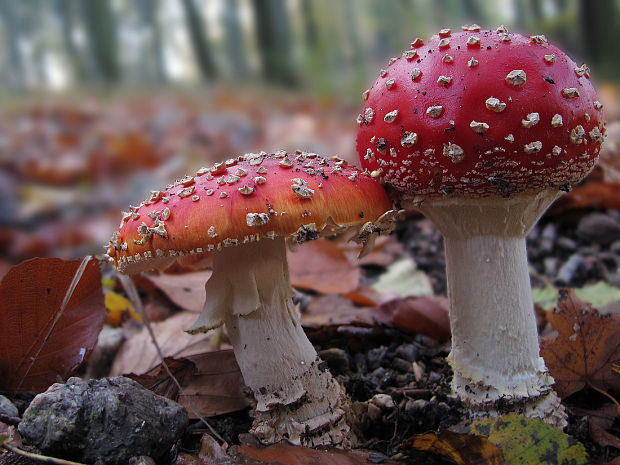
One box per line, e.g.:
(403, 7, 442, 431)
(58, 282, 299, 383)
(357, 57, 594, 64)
(409, 190, 566, 426)
(187, 237, 350, 447)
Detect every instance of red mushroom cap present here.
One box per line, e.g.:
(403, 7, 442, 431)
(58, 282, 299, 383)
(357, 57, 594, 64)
(107, 151, 393, 274)
(356, 27, 605, 198)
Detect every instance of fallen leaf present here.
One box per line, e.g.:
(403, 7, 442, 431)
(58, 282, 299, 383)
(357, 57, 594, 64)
(573, 282, 620, 311)
(177, 350, 249, 418)
(466, 413, 590, 464)
(288, 239, 360, 295)
(128, 357, 196, 400)
(541, 288, 620, 398)
(0, 258, 105, 392)
(143, 271, 211, 313)
(130, 351, 248, 418)
(372, 296, 451, 341)
(548, 181, 620, 215)
(371, 258, 433, 298)
(341, 285, 381, 307)
(104, 290, 141, 326)
(236, 443, 399, 465)
(110, 311, 228, 376)
(400, 431, 504, 465)
(343, 235, 403, 267)
(302, 294, 375, 328)
(589, 416, 620, 449)
(533, 282, 620, 311)
(599, 120, 620, 182)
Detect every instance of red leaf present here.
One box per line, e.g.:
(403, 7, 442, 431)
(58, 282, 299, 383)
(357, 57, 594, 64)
(288, 239, 360, 295)
(372, 296, 451, 341)
(548, 181, 620, 215)
(236, 443, 400, 465)
(130, 351, 249, 418)
(0, 258, 105, 392)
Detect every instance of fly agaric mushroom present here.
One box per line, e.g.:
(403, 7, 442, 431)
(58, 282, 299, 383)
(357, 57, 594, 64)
(107, 151, 395, 446)
(357, 27, 605, 425)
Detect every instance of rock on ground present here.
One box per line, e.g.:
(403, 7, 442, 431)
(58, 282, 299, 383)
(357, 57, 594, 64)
(18, 376, 188, 465)
(0, 395, 19, 418)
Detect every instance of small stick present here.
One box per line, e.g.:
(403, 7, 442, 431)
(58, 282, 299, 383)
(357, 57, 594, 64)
(587, 382, 620, 416)
(2, 441, 86, 465)
(117, 274, 225, 444)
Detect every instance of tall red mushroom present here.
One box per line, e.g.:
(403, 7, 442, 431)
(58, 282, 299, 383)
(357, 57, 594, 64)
(107, 151, 395, 446)
(357, 26, 605, 425)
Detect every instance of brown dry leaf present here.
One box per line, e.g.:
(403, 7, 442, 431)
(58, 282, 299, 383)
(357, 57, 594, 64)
(130, 351, 248, 418)
(599, 121, 620, 182)
(341, 285, 382, 307)
(110, 311, 227, 376)
(0, 258, 105, 392)
(236, 443, 399, 465)
(177, 350, 249, 418)
(372, 296, 451, 341)
(541, 288, 620, 398)
(341, 235, 403, 267)
(287, 239, 361, 295)
(128, 357, 196, 400)
(302, 294, 375, 328)
(400, 431, 505, 465)
(548, 181, 620, 215)
(590, 416, 620, 450)
(144, 271, 211, 313)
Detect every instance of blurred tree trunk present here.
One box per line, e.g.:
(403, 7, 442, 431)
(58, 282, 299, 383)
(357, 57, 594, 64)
(461, 0, 485, 24)
(223, 0, 247, 77)
(54, 0, 88, 82)
(300, 0, 318, 51)
(579, 0, 619, 74)
(251, 0, 297, 86)
(0, 0, 25, 90)
(181, 0, 217, 81)
(342, 0, 366, 90)
(136, 0, 167, 83)
(530, 0, 544, 22)
(514, 0, 529, 30)
(81, 0, 120, 83)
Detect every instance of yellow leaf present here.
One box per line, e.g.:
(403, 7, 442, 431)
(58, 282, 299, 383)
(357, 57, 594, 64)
(104, 291, 141, 326)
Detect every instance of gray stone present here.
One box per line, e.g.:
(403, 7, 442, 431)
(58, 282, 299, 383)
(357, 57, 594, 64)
(18, 376, 188, 465)
(0, 395, 19, 418)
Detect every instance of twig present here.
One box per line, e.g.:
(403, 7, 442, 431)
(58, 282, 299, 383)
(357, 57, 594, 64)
(0, 413, 20, 427)
(15, 256, 93, 393)
(117, 274, 225, 444)
(2, 441, 86, 465)
(587, 382, 620, 417)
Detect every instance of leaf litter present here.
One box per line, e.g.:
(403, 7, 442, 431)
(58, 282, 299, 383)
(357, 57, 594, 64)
(1, 94, 619, 463)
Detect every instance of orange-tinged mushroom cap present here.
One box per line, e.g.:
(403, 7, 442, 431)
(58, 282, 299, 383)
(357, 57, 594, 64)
(107, 151, 393, 274)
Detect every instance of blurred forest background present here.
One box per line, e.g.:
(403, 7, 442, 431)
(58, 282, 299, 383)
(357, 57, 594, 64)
(0, 0, 619, 268)
(0, 0, 619, 96)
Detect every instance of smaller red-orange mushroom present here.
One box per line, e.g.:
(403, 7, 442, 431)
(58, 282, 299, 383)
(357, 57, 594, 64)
(107, 150, 395, 447)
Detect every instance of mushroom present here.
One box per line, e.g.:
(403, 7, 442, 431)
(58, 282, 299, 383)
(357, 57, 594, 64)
(356, 28, 605, 425)
(107, 151, 395, 446)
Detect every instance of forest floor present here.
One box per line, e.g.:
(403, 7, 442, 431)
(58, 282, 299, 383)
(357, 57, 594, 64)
(0, 93, 619, 464)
